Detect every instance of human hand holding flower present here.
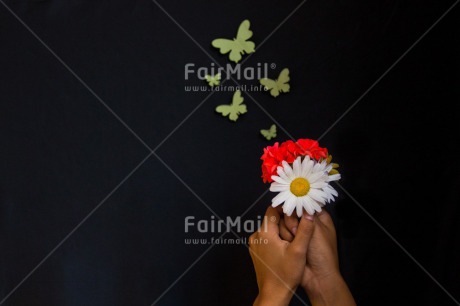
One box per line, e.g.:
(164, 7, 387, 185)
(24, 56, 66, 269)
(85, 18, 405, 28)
(250, 206, 315, 306)
(279, 210, 356, 306)
(253, 138, 353, 305)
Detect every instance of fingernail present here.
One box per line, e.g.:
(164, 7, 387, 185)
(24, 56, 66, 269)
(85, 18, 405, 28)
(304, 214, 314, 221)
(291, 226, 297, 235)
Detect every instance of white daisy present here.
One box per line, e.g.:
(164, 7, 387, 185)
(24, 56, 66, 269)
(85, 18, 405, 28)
(270, 156, 341, 217)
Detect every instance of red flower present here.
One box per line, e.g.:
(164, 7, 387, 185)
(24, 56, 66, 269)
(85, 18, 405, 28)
(261, 142, 286, 183)
(296, 139, 328, 160)
(261, 138, 329, 183)
(280, 140, 298, 163)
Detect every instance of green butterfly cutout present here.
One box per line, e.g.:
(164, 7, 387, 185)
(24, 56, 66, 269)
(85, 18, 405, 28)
(215, 90, 247, 121)
(260, 68, 290, 97)
(205, 73, 221, 87)
(212, 20, 255, 63)
(260, 124, 277, 140)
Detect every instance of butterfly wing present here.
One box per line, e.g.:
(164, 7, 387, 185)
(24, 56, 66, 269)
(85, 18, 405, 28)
(212, 38, 236, 55)
(229, 107, 244, 121)
(232, 90, 244, 106)
(229, 90, 247, 121)
(276, 68, 290, 94)
(205, 75, 213, 86)
(269, 124, 277, 138)
(216, 105, 232, 119)
(213, 20, 255, 63)
(216, 91, 247, 122)
(261, 124, 277, 140)
(242, 41, 256, 54)
(260, 129, 270, 139)
(260, 78, 276, 90)
(213, 38, 243, 63)
(205, 73, 221, 87)
(236, 20, 253, 41)
(212, 73, 221, 86)
(235, 20, 255, 55)
(229, 48, 243, 63)
(260, 78, 279, 97)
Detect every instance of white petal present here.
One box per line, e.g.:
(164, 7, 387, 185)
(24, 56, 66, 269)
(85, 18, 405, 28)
(300, 197, 308, 211)
(308, 171, 327, 184)
(270, 182, 289, 192)
(327, 174, 341, 182)
(322, 185, 338, 203)
(308, 188, 326, 204)
(303, 196, 315, 215)
(307, 195, 323, 212)
(272, 190, 290, 207)
(312, 201, 323, 212)
(303, 158, 314, 177)
(277, 166, 290, 182)
(282, 161, 295, 180)
(324, 191, 334, 203)
(295, 197, 304, 217)
(293, 157, 302, 177)
(302, 155, 311, 165)
(283, 194, 296, 216)
(324, 185, 338, 197)
(271, 175, 289, 185)
(310, 181, 327, 189)
(315, 205, 323, 213)
(320, 159, 328, 169)
(312, 161, 322, 173)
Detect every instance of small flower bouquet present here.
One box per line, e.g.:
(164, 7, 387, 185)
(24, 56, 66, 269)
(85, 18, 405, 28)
(261, 139, 341, 217)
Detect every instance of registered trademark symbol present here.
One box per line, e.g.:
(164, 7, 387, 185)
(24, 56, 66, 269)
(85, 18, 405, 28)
(270, 63, 276, 69)
(270, 216, 277, 222)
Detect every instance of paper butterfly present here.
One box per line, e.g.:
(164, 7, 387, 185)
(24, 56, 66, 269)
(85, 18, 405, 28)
(260, 124, 277, 140)
(215, 90, 247, 122)
(205, 73, 221, 87)
(212, 20, 255, 63)
(260, 68, 290, 97)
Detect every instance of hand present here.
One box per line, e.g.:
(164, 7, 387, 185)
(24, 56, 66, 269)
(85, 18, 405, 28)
(280, 210, 339, 289)
(279, 210, 356, 306)
(249, 206, 315, 306)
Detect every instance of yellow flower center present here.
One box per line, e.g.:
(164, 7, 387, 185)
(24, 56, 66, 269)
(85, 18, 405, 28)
(290, 178, 310, 197)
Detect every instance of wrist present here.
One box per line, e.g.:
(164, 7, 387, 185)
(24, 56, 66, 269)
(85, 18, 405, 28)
(254, 284, 295, 306)
(304, 272, 355, 306)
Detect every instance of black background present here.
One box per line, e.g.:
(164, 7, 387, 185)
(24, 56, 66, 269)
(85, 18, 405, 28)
(1, 0, 459, 305)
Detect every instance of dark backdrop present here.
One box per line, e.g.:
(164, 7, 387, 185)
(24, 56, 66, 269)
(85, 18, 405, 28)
(1, 0, 459, 305)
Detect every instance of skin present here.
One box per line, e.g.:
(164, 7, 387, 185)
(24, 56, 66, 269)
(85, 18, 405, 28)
(249, 207, 356, 306)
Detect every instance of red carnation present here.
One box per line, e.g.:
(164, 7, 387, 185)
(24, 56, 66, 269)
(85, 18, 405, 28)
(280, 140, 298, 163)
(296, 139, 328, 160)
(261, 142, 286, 183)
(261, 138, 329, 183)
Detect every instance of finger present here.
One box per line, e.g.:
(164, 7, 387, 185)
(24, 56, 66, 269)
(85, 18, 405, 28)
(275, 205, 284, 215)
(260, 206, 280, 235)
(279, 218, 294, 242)
(317, 209, 334, 228)
(284, 213, 300, 236)
(290, 213, 315, 254)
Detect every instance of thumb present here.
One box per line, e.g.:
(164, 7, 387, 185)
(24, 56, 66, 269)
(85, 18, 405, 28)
(289, 213, 315, 254)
